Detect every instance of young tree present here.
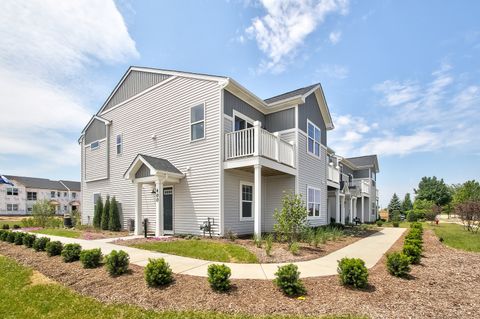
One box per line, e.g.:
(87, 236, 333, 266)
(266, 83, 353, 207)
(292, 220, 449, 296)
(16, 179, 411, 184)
(452, 180, 480, 205)
(101, 196, 110, 230)
(273, 193, 308, 245)
(414, 176, 452, 207)
(32, 200, 55, 227)
(108, 196, 122, 231)
(93, 196, 103, 229)
(388, 193, 402, 220)
(402, 193, 413, 212)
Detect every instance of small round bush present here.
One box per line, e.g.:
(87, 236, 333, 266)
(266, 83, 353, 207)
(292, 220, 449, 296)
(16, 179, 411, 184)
(376, 220, 383, 227)
(62, 243, 82, 263)
(406, 228, 423, 240)
(410, 222, 423, 231)
(22, 234, 37, 248)
(105, 250, 129, 276)
(403, 244, 421, 264)
(274, 264, 306, 297)
(45, 241, 63, 256)
(13, 232, 26, 245)
(0, 230, 6, 241)
(2, 224, 10, 230)
(33, 237, 50, 252)
(6, 231, 16, 243)
(337, 257, 369, 288)
(392, 221, 400, 227)
(145, 258, 173, 287)
(13, 224, 21, 229)
(0, 230, 11, 241)
(207, 264, 231, 292)
(404, 238, 423, 250)
(80, 248, 103, 268)
(386, 252, 411, 277)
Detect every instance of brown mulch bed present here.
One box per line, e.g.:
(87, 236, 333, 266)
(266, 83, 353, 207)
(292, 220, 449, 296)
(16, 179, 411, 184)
(114, 228, 378, 263)
(79, 229, 130, 240)
(1, 229, 479, 318)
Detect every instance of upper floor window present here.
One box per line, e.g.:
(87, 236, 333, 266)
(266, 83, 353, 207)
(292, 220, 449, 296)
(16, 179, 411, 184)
(240, 182, 253, 221)
(90, 141, 99, 150)
(6, 187, 18, 196)
(190, 103, 205, 141)
(27, 192, 37, 201)
(57, 191, 60, 197)
(307, 121, 321, 157)
(64, 192, 67, 197)
(72, 192, 76, 199)
(51, 191, 55, 198)
(116, 134, 122, 154)
(307, 186, 321, 218)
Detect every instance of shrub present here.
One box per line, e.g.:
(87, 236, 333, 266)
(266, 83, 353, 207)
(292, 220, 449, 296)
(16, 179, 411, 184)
(13, 224, 21, 229)
(2, 224, 10, 230)
(406, 211, 418, 222)
(22, 233, 37, 247)
(403, 244, 421, 264)
(145, 258, 173, 287)
(265, 234, 273, 256)
(337, 258, 369, 289)
(289, 241, 300, 255)
(0, 230, 6, 241)
(62, 243, 82, 263)
(376, 220, 383, 227)
(32, 199, 56, 227)
(101, 196, 110, 230)
(224, 228, 237, 242)
(274, 264, 306, 297)
(404, 238, 423, 250)
(14, 232, 26, 245)
(105, 250, 129, 276)
(45, 241, 63, 256)
(80, 248, 103, 268)
(410, 222, 423, 231)
(33, 237, 50, 251)
(108, 196, 122, 231)
(253, 234, 262, 248)
(386, 252, 411, 277)
(6, 231, 16, 243)
(207, 264, 231, 292)
(392, 221, 400, 227)
(93, 196, 103, 229)
(273, 193, 308, 244)
(439, 236, 444, 242)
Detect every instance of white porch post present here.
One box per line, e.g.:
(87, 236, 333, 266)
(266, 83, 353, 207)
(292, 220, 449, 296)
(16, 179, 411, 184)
(155, 179, 164, 237)
(349, 197, 354, 223)
(361, 196, 365, 223)
(253, 121, 262, 156)
(335, 189, 340, 223)
(341, 195, 346, 225)
(134, 182, 142, 235)
(254, 164, 262, 236)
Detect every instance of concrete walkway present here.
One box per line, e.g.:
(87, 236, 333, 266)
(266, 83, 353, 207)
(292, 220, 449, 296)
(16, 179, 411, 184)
(30, 227, 405, 280)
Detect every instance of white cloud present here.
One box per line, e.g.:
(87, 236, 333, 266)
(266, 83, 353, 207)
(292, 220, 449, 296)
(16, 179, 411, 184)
(316, 64, 349, 79)
(246, 0, 349, 72)
(373, 80, 421, 106)
(329, 31, 342, 44)
(0, 0, 138, 178)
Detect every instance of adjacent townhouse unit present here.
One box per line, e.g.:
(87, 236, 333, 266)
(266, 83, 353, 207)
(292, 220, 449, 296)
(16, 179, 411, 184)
(0, 175, 81, 215)
(79, 66, 379, 237)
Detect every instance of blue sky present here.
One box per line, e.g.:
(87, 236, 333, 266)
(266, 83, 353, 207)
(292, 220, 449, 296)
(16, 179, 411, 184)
(1, 0, 479, 206)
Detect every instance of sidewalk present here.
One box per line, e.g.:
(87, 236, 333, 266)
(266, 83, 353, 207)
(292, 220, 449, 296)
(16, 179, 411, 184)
(29, 227, 405, 280)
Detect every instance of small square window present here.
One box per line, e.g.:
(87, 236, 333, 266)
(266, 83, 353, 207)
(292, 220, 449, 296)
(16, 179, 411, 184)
(91, 141, 99, 150)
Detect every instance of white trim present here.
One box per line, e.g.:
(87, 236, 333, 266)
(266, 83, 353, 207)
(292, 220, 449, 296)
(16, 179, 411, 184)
(190, 102, 206, 142)
(239, 181, 254, 221)
(163, 186, 174, 234)
(85, 177, 109, 183)
(307, 186, 321, 219)
(219, 90, 225, 236)
(275, 128, 296, 135)
(232, 110, 255, 131)
(306, 119, 321, 159)
(223, 113, 234, 123)
(84, 138, 107, 148)
(294, 106, 299, 194)
(90, 141, 100, 150)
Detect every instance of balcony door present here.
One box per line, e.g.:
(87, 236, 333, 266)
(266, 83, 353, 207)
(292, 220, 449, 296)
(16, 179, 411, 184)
(234, 114, 253, 131)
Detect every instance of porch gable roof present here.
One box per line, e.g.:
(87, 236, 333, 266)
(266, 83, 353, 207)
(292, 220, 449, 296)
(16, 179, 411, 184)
(124, 154, 184, 181)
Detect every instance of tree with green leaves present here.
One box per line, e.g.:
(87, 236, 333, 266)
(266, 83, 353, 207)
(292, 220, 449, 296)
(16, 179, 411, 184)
(101, 196, 110, 230)
(402, 193, 413, 212)
(109, 196, 122, 231)
(414, 176, 452, 207)
(32, 199, 55, 228)
(93, 196, 103, 229)
(273, 193, 308, 245)
(452, 180, 480, 205)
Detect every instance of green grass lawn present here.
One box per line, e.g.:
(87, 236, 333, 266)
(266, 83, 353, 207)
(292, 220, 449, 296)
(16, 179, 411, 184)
(31, 228, 81, 238)
(0, 220, 22, 229)
(427, 223, 480, 252)
(0, 256, 364, 319)
(131, 240, 258, 263)
(380, 221, 411, 228)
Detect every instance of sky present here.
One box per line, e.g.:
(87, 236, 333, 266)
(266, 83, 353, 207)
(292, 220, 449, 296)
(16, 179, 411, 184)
(0, 0, 479, 207)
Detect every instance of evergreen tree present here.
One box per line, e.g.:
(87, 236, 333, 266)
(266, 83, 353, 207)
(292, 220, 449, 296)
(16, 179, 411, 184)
(93, 196, 103, 229)
(109, 196, 122, 231)
(101, 196, 110, 230)
(414, 176, 452, 207)
(402, 193, 413, 212)
(388, 193, 402, 220)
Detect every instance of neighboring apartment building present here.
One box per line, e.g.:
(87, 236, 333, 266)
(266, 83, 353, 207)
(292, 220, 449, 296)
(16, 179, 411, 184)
(79, 66, 379, 237)
(0, 176, 81, 215)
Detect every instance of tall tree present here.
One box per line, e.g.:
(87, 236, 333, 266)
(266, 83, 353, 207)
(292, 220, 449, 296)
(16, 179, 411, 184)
(109, 196, 122, 231)
(388, 193, 402, 220)
(414, 176, 452, 207)
(101, 196, 110, 230)
(452, 180, 480, 204)
(93, 196, 103, 229)
(402, 193, 413, 212)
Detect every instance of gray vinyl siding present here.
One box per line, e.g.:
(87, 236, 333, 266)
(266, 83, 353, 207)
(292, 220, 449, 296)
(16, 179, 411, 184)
(265, 108, 295, 132)
(264, 175, 295, 231)
(354, 169, 369, 179)
(297, 93, 327, 146)
(84, 140, 108, 181)
(341, 165, 354, 176)
(103, 70, 171, 111)
(135, 164, 151, 178)
(85, 119, 106, 145)
(224, 117, 233, 134)
(297, 132, 328, 227)
(224, 90, 265, 125)
(81, 76, 221, 234)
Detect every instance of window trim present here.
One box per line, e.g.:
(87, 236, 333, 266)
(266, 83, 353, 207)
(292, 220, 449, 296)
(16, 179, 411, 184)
(90, 140, 100, 150)
(232, 110, 255, 132)
(306, 119, 321, 158)
(190, 102, 206, 142)
(307, 186, 321, 219)
(239, 181, 254, 221)
(27, 191, 37, 201)
(7, 187, 18, 196)
(116, 133, 123, 155)
(7, 204, 18, 212)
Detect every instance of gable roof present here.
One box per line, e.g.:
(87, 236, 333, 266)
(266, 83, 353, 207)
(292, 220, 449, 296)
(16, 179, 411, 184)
(124, 154, 184, 181)
(4, 175, 77, 191)
(59, 180, 81, 192)
(264, 83, 320, 104)
(140, 154, 183, 175)
(345, 155, 379, 172)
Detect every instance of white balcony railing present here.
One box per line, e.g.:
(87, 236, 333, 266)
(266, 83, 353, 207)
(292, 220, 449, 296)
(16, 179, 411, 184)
(328, 165, 340, 183)
(224, 124, 295, 167)
(352, 179, 370, 195)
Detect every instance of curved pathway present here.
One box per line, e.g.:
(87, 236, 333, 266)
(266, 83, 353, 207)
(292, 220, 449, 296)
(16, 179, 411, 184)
(30, 227, 405, 280)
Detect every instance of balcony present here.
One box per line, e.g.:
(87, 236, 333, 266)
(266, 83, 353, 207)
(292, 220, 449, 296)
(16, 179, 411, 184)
(224, 123, 295, 169)
(327, 164, 340, 184)
(352, 179, 370, 195)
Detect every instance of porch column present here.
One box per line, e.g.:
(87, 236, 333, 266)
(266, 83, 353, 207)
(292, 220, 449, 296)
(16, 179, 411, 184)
(353, 197, 357, 221)
(254, 164, 262, 236)
(134, 182, 142, 235)
(361, 196, 365, 223)
(341, 195, 346, 225)
(349, 197, 354, 223)
(253, 121, 262, 156)
(155, 179, 164, 237)
(335, 189, 340, 223)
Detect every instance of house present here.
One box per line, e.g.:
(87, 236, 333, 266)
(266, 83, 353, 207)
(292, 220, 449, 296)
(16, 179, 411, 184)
(79, 66, 379, 237)
(0, 175, 81, 215)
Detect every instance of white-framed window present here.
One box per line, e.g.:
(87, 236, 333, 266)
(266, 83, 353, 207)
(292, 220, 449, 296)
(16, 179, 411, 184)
(72, 192, 76, 199)
(64, 192, 67, 197)
(51, 191, 55, 198)
(307, 186, 321, 218)
(57, 191, 60, 197)
(27, 207, 32, 213)
(233, 110, 254, 131)
(240, 182, 254, 221)
(6, 188, 18, 196)
(116, 134, 122, 154)
(93, 193, 101, 206)
(90, 141, 99, 150)
(64, 205, 68, 211)
(7, 204, 18, 212)
(190, 103, 205, 141)
(307, 120, 321, 157)
(27, 192, 37, 200)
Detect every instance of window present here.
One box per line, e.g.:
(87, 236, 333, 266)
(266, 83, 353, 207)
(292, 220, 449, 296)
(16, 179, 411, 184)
(27, 207, 32, 213)
(240, 182, 253, 220)
(57, 191, 60, 197)
(90, 141, 99, 150)
(307, 187, 321, 218)
(234, 115, 253, 131)
(64, 205, 68, 211)
(7, 204, 18, 212)
(6, 188, 18, 196)
(51, 191, 55, 198)
(190, 103, 205, 141)
(93, 193, 101, 206)
(72, 192, 76, 199)
(64, 192, 67, 197)
(307, 121, 321, 157)
(116, 134, 122, 154)
(27, 192, 37, 200)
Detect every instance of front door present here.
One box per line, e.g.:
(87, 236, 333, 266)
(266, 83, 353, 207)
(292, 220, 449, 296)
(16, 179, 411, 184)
(163, 187, 173, 233)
